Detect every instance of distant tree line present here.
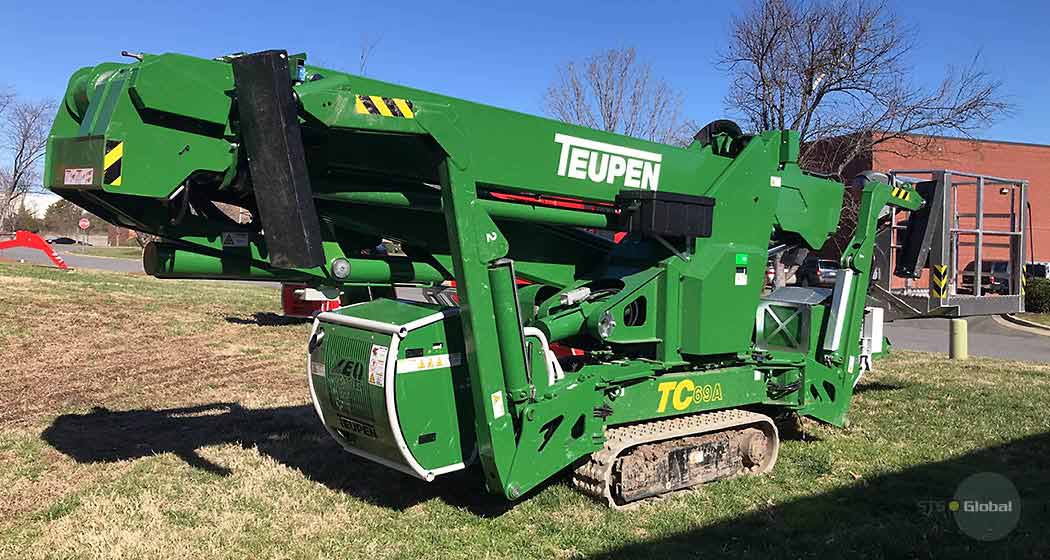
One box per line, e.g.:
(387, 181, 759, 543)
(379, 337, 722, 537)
(5, 198, 100, 235)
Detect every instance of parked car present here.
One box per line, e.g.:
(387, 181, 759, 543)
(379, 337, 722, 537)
(45, 237, 91, 246)
(796, 258, 839, 287)
(1026, 262, 1050, 280)
(959, 260, 1013, 295)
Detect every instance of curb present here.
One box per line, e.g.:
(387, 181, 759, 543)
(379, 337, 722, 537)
(996, 314, 1050, 337)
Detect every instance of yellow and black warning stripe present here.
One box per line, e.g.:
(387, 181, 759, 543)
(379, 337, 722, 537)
(1021, 274, 1027, 295)
(103, 140, 123, 186)
(931, 264, 950, 298)
(890, 185, 912, 202)
(354, 95, 415, 119)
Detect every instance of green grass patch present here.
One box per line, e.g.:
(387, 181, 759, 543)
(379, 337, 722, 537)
(1, 263, 1049, 558)
(30, 495, 81, 523)
(62, 246, 144, 260)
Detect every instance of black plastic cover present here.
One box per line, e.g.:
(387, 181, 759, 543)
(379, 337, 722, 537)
(615, 190, 715, 238)
(232, 50, 325, 269)
(895, 180, 939, 278)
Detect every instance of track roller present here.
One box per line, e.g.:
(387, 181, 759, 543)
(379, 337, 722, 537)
(572, 409, 779, 508)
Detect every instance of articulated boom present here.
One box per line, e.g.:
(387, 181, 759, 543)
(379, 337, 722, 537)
(45, 50, 926, 505)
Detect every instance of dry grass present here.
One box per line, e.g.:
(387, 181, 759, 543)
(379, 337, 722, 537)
(1019, 313, 1050, 327)
(2, 262, 1050, 559)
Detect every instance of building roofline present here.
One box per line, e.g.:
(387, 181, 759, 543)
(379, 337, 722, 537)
(880, 131, 1050, 150)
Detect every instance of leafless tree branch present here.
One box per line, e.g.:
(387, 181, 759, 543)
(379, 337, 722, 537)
(358, 33, 381, 75)
(545, 47, 694, 145)
(720, 0, 1011, 180)
(0, 95, 55, 231)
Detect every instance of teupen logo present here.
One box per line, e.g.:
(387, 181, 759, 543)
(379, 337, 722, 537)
(555, 133, 662, 190)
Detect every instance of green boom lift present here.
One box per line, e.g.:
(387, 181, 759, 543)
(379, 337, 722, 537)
(45, 50, 929, 507)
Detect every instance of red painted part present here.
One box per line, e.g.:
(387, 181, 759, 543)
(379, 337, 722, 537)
(549, 342, 585, 358)
(0, 231, 69, 269)
(487, 191, 615, 213)
(281, 283, 340, 318)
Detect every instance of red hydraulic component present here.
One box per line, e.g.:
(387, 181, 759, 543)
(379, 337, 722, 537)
(281, 283, 340, 318)
(0, 230, 69, 269)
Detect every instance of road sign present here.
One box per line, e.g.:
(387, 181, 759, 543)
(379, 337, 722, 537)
(78, 218, 90, 230)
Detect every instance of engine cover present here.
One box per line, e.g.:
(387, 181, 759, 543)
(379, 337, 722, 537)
(308, 299, 475, 481)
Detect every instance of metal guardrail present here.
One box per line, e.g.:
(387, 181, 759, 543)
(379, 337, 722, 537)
(874, 170, 1027, 319)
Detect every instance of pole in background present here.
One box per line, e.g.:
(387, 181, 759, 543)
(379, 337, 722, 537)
(949, 318, 969, 360)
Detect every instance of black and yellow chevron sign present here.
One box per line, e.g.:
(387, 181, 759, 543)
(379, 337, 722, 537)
(103, 140, 123, 186)
(890, 185, 912, 202)
(355, 95, 415, 119)
(931, 264, 949, 298)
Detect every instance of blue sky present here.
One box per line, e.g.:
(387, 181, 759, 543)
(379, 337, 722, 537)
(3, 0, 1047, 144)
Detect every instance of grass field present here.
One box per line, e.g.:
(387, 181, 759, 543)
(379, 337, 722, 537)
(1019, 313, 1050, 327)
(2, 262, 1049, 559)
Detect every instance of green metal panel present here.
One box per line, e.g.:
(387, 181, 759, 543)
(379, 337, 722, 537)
(605, 366, 768, 426)
(318, 325, 399, 463)
(392, 318, 474, 471)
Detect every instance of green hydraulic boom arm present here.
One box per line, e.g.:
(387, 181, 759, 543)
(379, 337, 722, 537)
(44, 50, 928, 505)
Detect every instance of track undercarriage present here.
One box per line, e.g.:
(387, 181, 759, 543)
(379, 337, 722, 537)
(573, 409, 779, 508)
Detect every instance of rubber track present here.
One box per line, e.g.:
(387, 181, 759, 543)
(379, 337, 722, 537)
(572, 408, 779, 508)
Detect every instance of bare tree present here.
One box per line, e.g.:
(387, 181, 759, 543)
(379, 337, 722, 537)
(0, 96, 55, 231)
(0, 90, 13, 119)
(358, 33, 381, 75)
(545, 48, 693, 145)
(719, 0, 1010, 179)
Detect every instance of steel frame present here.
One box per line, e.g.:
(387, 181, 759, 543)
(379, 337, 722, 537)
(877, 169, 1027, 318)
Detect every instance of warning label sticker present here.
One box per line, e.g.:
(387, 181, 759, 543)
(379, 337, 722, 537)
(491, 391, 506, 419)
(222, 232, 251, 247)
(396, 353, 463, 373)
(64, 168, 94, 186)
(735, 266, 748, 286)
(367, 344, 388, 387)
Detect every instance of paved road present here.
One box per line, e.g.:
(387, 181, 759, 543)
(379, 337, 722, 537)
(0, 246, 143, 273)
(886, 316, 1050, 363)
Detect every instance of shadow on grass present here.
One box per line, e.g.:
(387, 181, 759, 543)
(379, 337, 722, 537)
(589, 431, 1050, 559)
(43, 405, 1050, 555)
(41, 403, 511, 516)
(853, 381, 907, 394)
(224, 312, 310, 327)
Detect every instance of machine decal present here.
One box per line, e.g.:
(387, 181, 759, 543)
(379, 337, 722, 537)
(221, 232, 251, 247)
(355, 95, 416, 119)
(396, 353, 462, 373)
(554, 133, 661, 190)
(890, 185, 912, 202)
(367, 344, 389, 386)
(656, 380, 724, 413)
(103, 140, 123, 186)
(339, 415, 378, 439)
(734, 253, 749, 286)
(490, 391, 506, 419)
(931, 264, 950, 298)
(63, 167, 94, 186)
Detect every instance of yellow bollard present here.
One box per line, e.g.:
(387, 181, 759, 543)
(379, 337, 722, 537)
(949, 319, 968, 360)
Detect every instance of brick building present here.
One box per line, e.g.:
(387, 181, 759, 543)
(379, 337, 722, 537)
(837, 133, 1050, 264)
